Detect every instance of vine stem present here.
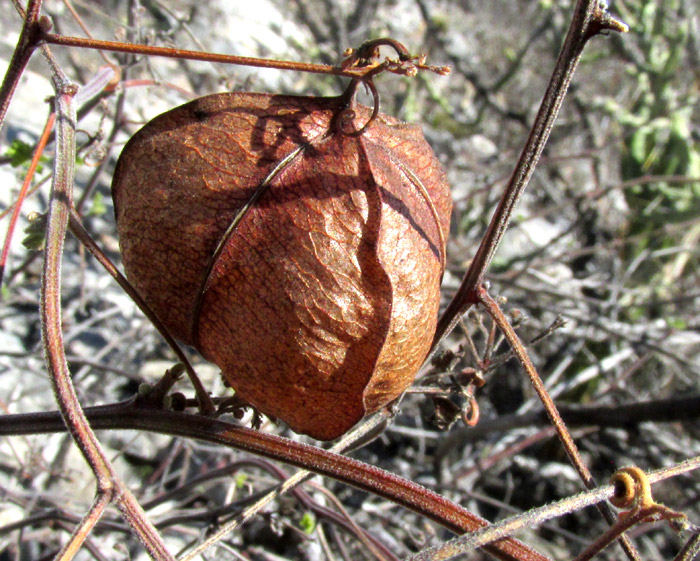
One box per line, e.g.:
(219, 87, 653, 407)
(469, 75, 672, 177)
(40, 33, 362, 77)
(477, 290, 592, 485)
(0, 0, 43, 134)
(674, 533, 700, 561)
(177, 411, 392, 560)
(43, 71, 174, 561)
(30, 2, 175, 555)
(572, 506, 682, 561)
(38, 32, 448, 81)
(477, 287, 640, 561)
(430, 0, 628, 353)
(0, 401, 550, 561)
(68, 212, 215, 415)
(407, 458, 700, 561)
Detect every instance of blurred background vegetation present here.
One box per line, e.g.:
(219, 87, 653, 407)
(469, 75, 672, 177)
(0, 0, 698, 559)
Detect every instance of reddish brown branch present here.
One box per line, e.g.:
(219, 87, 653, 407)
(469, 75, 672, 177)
(477, 288, 639, 561)
(0, 401, 550, 561)
(40, 33, 360, 77)
(0, 0, 44, 134)
(39, 32, 448, 82)
(43, 77, 174, 561)
(431, 0, 628, 352)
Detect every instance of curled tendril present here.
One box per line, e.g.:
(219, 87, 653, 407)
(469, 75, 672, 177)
(608, 466, 692, 544)
(337, 79, 380, 137)
(342, 37, 450, 77)
(461, 395, 480, 427)
(610, 466, 654, 510)
(574, 467, 689, 561)
(610, 466, 688, 530)
(337, 38, 450, 137)
(342, 37, 412, 69)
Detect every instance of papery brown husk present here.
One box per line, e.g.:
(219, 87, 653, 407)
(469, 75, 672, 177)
(113, 92, 451, 440)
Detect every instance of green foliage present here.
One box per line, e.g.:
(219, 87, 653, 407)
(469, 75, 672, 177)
(606, 0, 699, 296)
(21, 212, 46, 251)
(5, 139, 34, 167)
(298, 511, 316, 534)
(4, 139, 49, 173)
(88, 192, 107, 216)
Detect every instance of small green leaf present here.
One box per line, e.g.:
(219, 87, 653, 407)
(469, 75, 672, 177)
(666, 317, 686, 330)
(4, 139, 49, 172)
(503, 47, 516, 62)
(88, 192, 107, 216)
(22, 213, 47, 251)
(235, 473, 248, 489)
(299, 512, 316, 534)
(5, 139, 34, 167)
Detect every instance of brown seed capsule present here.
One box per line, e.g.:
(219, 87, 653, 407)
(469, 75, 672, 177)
(112, 91, 451, 440)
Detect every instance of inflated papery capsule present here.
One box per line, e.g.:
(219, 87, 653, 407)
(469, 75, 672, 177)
(112, 91, 451, 440)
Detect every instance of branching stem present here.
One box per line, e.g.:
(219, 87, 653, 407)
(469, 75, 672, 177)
(431, 0, 628, 352)
(40, 25, 175, 561)
(478, 287, 640, 561)
(0, 401, 549, 561)
(0, 0, 44, 134)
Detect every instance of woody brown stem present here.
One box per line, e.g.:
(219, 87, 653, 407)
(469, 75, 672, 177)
(0, 0, 44, 134)
(431, 0, 628, 353)
(0, 400, 550, 561)
(40, 30, 174, 560)
(477, 287, 640, 561)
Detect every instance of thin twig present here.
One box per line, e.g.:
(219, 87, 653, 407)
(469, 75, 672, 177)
(407, 459, 700, 561)
(60, 0, 115, 65)
(68, 211, 215, 415)
(0, 0, 44, 134)
(478, 290, 588, 482)
(0, 110, 55, 288)
(434, 394, 700, 467)
(673, 532, 700, 561)
(478, 287, 641, 561)
(0, 401, 551, 561)
(54, 492, 112, 561)
(179, 410, 413, 561)
(39, 32, 448, 81)
(430, 0, 628, 353)
(38, 15, 175, 559)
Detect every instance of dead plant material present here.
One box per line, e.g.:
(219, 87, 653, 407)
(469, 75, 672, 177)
(112, 85, 451, 440)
